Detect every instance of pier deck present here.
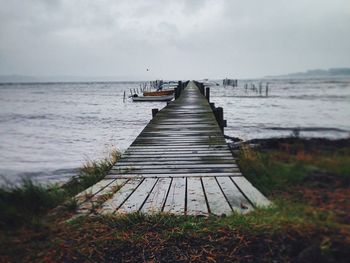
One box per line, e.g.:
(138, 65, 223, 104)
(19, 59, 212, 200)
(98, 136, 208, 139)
(74, 81, 270, 216)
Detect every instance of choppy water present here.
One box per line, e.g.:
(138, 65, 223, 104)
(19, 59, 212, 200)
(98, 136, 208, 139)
(0, 78, 349, 184)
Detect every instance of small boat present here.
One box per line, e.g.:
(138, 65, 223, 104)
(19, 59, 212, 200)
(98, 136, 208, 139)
(143, 89, 174, 96)
(161, 82, 178, 89)
(132, 94, 174, 102)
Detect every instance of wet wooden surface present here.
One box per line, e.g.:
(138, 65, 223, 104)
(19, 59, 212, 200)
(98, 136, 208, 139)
(74, 81, 270, 216)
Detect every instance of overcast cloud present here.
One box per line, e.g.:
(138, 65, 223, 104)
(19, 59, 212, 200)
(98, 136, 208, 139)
(0, 0, 349, 79)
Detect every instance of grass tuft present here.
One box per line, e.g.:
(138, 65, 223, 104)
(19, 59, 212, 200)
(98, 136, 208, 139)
(0, 179, 66, 228)
(0, 148, 121, 228)
(62, 148, 121, 196)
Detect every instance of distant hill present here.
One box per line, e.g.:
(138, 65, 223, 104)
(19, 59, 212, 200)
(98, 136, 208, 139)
(266, 68, 350, 79)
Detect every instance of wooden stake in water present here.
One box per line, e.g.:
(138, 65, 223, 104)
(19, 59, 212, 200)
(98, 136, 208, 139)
(265, 83, 269, 97)
(259, 82, 262, 94)
(123, 91, 126, 102)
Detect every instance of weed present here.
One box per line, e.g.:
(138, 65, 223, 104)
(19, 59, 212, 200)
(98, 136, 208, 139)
(63, 148, 122, 196)
(0, 179, 66, 228)
(0, 148, 121, 228)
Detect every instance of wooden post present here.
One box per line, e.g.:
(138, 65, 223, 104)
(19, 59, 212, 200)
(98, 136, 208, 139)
(178, 81, 183, 97)
(178, 81, 182, 90)
(205, 87, 210, 102)
(210, 102, 215, 111)
(152, 108, 159, 118)
(123, 91, 126, 102)
(265, 83, 269, 97)
(174, 88, 179, 100)
(217, 107, 224, 133)
(259, 82, 262, 94)
(198, 83, 204, 95)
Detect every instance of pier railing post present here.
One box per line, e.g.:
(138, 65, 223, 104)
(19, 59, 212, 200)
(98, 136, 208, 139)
(199, 83, 205, 95)
(152, 108, 159, 118)
(217, 107, 224, 132)
(174, 88, 179, 99)
(209, 102, 215, 111)
(212, 106, 226, 133)
(205, 87, 210, 102)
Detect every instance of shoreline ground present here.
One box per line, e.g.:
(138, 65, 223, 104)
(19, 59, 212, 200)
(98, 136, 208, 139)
(0, 137, 349, 262)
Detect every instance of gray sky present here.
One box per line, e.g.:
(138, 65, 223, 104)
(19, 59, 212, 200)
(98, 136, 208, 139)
(0, 0, 349, 80)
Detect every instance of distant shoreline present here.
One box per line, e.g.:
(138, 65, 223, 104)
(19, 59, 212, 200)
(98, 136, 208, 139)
(265, 67, 350, 79)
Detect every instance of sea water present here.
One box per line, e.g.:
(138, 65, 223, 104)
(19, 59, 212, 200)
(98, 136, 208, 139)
(0, 78, 349, 184)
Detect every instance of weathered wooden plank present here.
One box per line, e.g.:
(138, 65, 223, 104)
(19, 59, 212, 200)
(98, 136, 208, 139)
(128, 145, 228, 150)
(133, 140, 225, 144)
(216, 177, 253, 213)
(231, 177, 271, 208)
(110, 168, 240, 175)
(136, 134, 223, 138)
(114, 164, 237, 169)
(122, 153, 233, 158)
(126, 150, 230, 155)
(100, 179, 143, 214)
(202, 177, 232, 216)
(186, 177, 208, 216)
(74, 179, 114, 204)
(163, 177, 186, 214)
(113, 163, 237, 171)
(116, 178, 158, 214)
(130, 144, 227, 147)
(106, 172, 242, 179)
(76, 179, 127, 214)
(132, 142, 224, 146)
(141, 178, 172, 213)
(116, 160, 236, 165)
(117, 157, 235, 163)
(135, 134, 223, 138)
(121, 153, 233, 158)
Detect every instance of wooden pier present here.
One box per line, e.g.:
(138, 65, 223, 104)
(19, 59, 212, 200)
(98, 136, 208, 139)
(74, 81, 270, 216)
